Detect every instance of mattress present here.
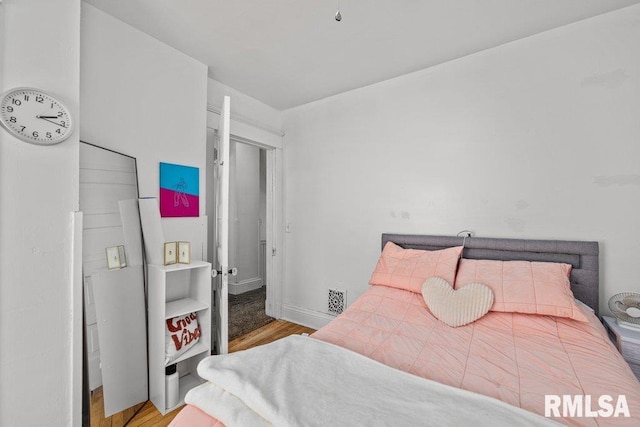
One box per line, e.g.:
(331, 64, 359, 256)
(171, 285, 640, 426)
(314, 285, 640, 425)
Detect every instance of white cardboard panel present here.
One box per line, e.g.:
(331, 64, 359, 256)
(119, 199, 144, 267)
(82, 227, 125, 256)
(139, 198, 165, 265)
(82, 212, 122, 230)
(92, 266, 148, 416)
(80, 183, 138, 212)
(87, 323, 100, 353)
(83, 276, 97, 325)
(80, 168, 138, 185)
(87, 351, 102, 392)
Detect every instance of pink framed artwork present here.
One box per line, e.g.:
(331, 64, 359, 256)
(159, 162, 199, 217)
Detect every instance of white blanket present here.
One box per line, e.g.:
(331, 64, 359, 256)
(186, 335, 557, 426)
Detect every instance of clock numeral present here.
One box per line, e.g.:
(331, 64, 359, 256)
(20, 126, 26, 132)
(60, 121, 66, 128)
(6, 106, 13, 113)
(36, 95, 44, 103)
(46, 132, 52, 139)
(50, 102, 54, 109)
(58, 111, 63, 118)
(9, 116, 16, 123)
(32, 131, 39, 138)
(56, 128, 61, 134)
(12, 99, 21, 106)
(23, 95, 29, 102)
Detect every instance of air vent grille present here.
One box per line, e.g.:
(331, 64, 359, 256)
(328, 289, 346, 315)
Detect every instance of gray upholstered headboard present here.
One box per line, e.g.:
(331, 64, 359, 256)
(382, 234, 600, 315)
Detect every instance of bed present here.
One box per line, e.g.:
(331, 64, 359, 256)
(169, 234, 640, 426)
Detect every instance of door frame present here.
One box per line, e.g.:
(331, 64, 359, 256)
(229, 134, 283, 319)
(206, 114, 284, 336)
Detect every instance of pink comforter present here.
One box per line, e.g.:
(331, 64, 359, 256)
(172, 285, 640, 426)
(315, 285, 640, 425)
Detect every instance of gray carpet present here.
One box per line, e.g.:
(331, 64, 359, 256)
(228, 286, 274, 340)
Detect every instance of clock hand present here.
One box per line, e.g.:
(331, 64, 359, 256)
(38, 117, 67, 128)
(36, 115, 60, 119)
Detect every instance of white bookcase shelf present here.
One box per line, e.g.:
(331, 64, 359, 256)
(169, 341, 209, 366)
(148, 261, 212, 415)
(166, 298, 209, 319)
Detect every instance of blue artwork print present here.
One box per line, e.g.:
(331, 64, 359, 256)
(159, 162, 199, 217)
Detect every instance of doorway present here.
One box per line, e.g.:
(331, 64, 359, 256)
(227, 143, 273, 339)
(206, 127, 277, 353)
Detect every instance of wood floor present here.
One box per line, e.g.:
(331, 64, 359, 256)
(228, 319, 315, 353)
(90, 320, 315, 427)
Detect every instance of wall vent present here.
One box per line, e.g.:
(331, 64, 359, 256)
(328, 288, 346, 315)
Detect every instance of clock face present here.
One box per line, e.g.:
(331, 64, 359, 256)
(0, 87, 73, 145)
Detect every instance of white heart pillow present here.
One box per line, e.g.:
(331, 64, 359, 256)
(421, 276, 494, 327)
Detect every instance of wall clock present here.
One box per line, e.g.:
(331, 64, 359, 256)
(0, 87, 74, 145)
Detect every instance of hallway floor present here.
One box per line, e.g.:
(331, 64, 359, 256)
(228, 286, 274, 339)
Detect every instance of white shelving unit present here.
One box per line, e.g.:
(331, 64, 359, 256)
(148, 260, 212, 415)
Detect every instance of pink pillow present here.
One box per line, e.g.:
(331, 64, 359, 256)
(369, 242, 463, 294)
(454, 259, 588, 322)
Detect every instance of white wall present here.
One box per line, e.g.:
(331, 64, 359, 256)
(282, 4, 640, 324)
(207, 78, 282, 146)
(229, 142, 263, 294)
(0, 1, 81, 425)
(81, 4, 209, 256)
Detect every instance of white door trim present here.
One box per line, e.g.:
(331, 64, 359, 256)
(265, 146, 283, 319)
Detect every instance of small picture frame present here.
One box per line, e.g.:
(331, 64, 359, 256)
(164, 242, 177, 265)
(118, 245, 127, 268)
(106, 246, 121, 269)
(178, 241, 191, 264)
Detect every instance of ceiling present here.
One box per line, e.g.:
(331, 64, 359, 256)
(83, 0, 640, 110)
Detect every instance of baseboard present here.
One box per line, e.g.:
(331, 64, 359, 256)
(281, 303, 335, 330)
(229, 277, 263, 295)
